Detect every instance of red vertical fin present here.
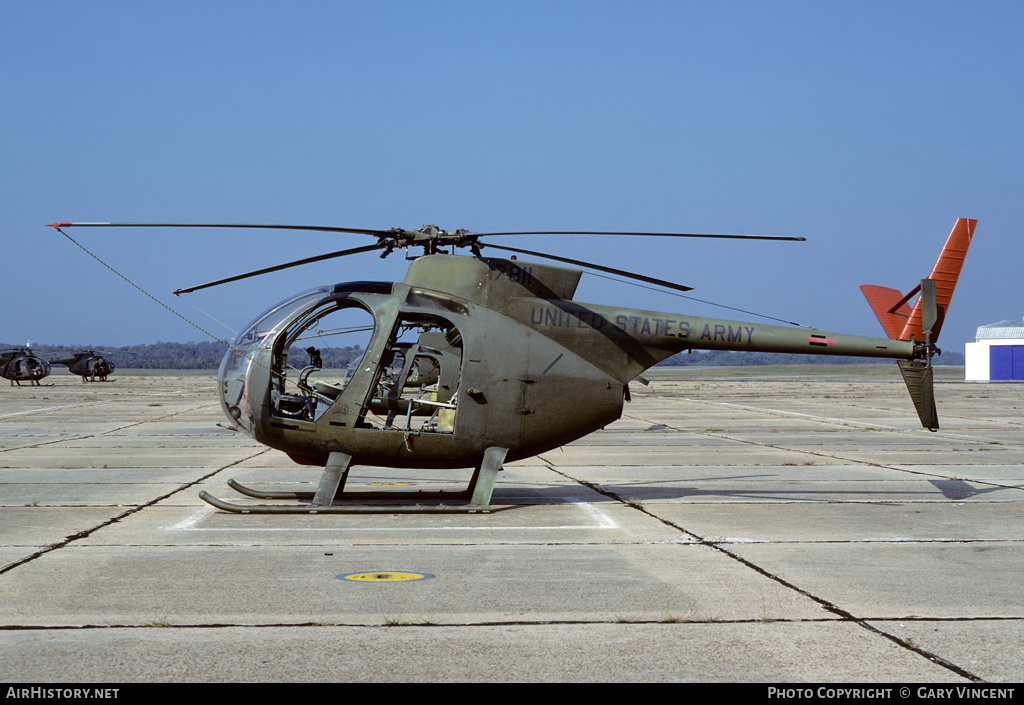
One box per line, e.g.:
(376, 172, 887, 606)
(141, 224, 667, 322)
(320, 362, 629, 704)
(860, 218, 976, 342)
(900, 218, 976, 342)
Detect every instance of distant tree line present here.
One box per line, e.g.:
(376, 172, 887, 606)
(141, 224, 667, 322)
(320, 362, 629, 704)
(8, 341, 364, 370)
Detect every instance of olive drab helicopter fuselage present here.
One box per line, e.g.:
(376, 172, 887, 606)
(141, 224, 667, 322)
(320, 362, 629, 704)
(48, 219, 976, 514)
(223, 254, 920, 470)
(1, 347, 51, 386)
(51, 351, 115, 382)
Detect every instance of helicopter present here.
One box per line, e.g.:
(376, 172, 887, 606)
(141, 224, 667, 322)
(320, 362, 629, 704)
(47, 218, 975, 514)
(1, 346, 51, 386)
(50, 350, 116, 382)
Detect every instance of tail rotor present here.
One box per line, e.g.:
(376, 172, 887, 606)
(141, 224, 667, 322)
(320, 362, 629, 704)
(897, 278, 939, 431)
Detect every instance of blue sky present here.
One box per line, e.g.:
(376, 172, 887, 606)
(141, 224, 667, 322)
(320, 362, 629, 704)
(2, 1, 1021, 356)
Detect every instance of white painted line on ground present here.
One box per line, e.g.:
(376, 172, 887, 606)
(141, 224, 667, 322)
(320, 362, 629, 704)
(0, 401, 112, 419)
(166, 505, 216, 530)
(679, 397, 905, 430)
(0, 391, 210, 420)
(678, 397, 1014, 443)
(567, 496, 619, 528)
(163, 496, 620, 531)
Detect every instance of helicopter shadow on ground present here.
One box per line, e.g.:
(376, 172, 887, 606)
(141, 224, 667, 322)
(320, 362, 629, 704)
(927, 479, 1023, 500)
(533, 475, 1024, 504)
(491, 473, 776, 505)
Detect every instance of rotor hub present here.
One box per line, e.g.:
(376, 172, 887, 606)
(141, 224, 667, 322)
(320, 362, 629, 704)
(381, 226, 481, 256)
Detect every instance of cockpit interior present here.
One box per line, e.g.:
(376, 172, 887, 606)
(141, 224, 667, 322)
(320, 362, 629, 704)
(218, 285, 464, 438)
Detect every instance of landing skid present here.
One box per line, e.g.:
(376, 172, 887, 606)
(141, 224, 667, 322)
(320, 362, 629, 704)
(199, 447, 508, 515)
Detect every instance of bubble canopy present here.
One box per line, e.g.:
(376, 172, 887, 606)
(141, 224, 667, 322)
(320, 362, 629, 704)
(216, 283, 391, 434)
(217, 287, 325, 433)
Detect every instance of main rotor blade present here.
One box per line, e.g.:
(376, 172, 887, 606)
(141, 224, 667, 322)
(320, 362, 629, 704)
(47, 222, 397, 237)
(479, 243, 694, 293)
(474, 230, 806, 242)
(173, 243, 385, 294)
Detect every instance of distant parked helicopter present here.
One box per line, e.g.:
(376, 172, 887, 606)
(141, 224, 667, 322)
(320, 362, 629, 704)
(48, 218, 975, 514)
(50, 350, 115, 382)
(1, 346, 51, 386)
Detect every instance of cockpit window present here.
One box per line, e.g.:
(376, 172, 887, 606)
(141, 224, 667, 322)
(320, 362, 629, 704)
(235, 286, 333, 347)
(219, 284, 467, 438)
(217, 287, 371, 435)
(267, 304, 464, 435)
(269, 298, 376, 423)
(358, 314, 463, 434)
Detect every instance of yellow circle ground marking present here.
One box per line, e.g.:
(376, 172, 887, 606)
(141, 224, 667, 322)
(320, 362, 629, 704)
(337, 571, 434, 582)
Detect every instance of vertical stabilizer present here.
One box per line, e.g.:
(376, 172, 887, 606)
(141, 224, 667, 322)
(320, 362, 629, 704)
(898, 360, 938, 431)
(860, 218, 976, 342)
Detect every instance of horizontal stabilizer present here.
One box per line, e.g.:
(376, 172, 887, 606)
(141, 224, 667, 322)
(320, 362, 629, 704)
(859, 285, 912, 340)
